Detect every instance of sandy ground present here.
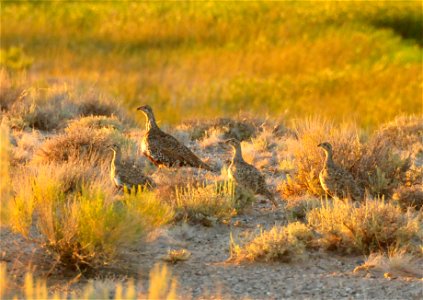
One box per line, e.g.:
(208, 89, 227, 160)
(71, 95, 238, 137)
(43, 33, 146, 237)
(2, 201, 422, 299)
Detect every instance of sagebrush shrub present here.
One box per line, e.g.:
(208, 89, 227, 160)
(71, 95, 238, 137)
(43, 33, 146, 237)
(280, 117, 410, 198)
(172, 180, 238, 225)
(230, 222, 314, 263)
(280, 117, 361, 197)
(307, 198, 421, 254)
(34, 126, 127, 164)
(3, 163, 172, 269)
(392, 185, 423, 210)
(2, 82, 132, 131)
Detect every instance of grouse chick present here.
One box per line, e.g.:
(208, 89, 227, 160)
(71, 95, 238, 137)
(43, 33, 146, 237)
(110, 146, 154, 192)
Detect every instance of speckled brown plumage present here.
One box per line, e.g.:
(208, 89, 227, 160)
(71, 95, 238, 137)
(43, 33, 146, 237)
(137, 105, 213, 171)
(318, 142, 363, 201)
(225, 138, 278, 207)
(110, 147, 154, 191)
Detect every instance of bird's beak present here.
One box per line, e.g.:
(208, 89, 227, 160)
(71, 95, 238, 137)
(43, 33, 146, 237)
(136, 106, 145, 111)
(317, 143, 322, 147)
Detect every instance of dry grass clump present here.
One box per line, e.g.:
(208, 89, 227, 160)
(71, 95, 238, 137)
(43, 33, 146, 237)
(307, 199, 421, 254)
(280, 117, 410, 198)
(172, 180, 239, 226)
(356, 135, 411, 197)
(230, 222, 314, 263)
(2, 163, 172, 269)
(0, 262, 178, 299)
(179, 116, 266, 142)
(1, 78, 131, 131)
(162, 249, 191, 264)
(0, 70, 26, 111)
(354, 250, 422, 279)
(34, 125, 126, 164)
(371, 115, 422, 155)
(9, 129, 42, 164)
(392, 185, 423, 210)
(66, 115, 126, 132)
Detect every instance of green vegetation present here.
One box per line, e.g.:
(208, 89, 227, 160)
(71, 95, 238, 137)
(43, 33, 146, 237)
(0, 2, 421, 296)
(1, 1, 421, 128)
(2, 159, 173, 269)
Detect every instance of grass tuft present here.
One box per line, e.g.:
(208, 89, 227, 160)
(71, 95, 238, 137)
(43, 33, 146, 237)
(0, 262, 178, 299)
(3, 162, 172, 269)
(172, 180, 239, 226)
(230, 222, 314, 263)
(307, 198, 421, 254)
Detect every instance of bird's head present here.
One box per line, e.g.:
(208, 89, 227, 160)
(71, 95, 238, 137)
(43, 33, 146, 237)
(222, 138, 241, 149)
(137, 105, 154, 116)
(108, 143, 119, 154)
(317, 142, 333, 152)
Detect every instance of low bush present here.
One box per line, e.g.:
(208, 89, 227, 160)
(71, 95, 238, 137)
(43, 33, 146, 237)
(2, 164, 172, 269)
(356, 135, 411, 197)
(172, 180, 239, 226)
(229, 222, 314, 263)
(280, 117, 410, 198)
(370, 115, 423, 154)
(353, 250, 422, 279)
(280, 117, 362, 197)
(392, 185, 423, 210)
(307, 199, 421, 254)
(66, 115, 126, 132)
(2, 81, 132, 131)
(34, 126, 126, 164)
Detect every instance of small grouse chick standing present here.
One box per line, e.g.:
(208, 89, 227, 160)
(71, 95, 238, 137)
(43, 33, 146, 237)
(137, 105, 213, 171)
(110, 146, 154, 192)
(225, 138, 278, 207)
(318, 142, 363, 201)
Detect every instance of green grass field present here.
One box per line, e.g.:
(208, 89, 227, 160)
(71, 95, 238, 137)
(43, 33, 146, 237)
(1, 1, 421, 129)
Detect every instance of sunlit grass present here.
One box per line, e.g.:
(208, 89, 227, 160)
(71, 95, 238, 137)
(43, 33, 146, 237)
(173, 180, 239, 225)
(307, 198, 421, 254)
(230, 222, 314, 263)
(2, 163, 172, 269)
(0, 262, 178, 299)
(1, 1, 421, 128)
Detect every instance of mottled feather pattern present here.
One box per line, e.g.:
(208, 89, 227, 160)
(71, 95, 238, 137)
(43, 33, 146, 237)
(110, 148, 154, 191)
(226, 139, 278, 207)
(318, 142, 363, 201)
(139, 106, 213, 171)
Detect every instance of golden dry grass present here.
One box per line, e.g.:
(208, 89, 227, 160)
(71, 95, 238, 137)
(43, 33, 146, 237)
(0, 262, 178, 299)
(307, 198, 421, 254)
(1, 2, 421, 128)
(230, 222, 314, 263)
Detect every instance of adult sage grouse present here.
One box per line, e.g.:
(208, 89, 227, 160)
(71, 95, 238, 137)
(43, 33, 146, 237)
(110, 145, 154, 192)
(224, 138, 278, 207)
(137, 105, 213, 171)
(318, 142, 363, 201)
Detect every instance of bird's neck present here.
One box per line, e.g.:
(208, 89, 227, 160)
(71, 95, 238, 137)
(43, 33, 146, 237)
(323, 150, 335, 168)
(145, 113, 159, 131)
(232, 145, 244, 163)
(112, 149, 122, 167)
